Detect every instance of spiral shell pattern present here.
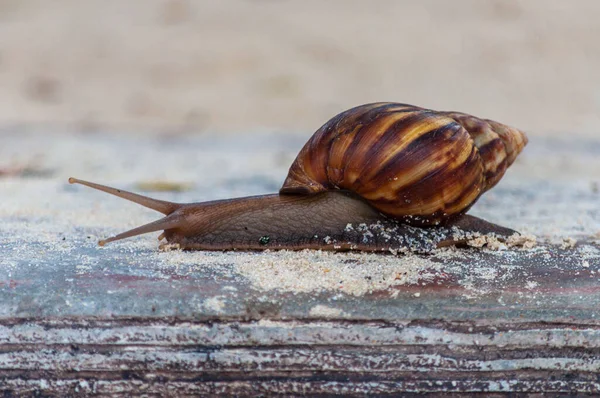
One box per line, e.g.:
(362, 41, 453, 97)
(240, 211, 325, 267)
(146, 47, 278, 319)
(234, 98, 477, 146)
(280, 103, 527, 226)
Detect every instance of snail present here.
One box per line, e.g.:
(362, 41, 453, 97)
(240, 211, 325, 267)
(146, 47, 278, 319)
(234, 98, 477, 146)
(69, 102, 527, 253)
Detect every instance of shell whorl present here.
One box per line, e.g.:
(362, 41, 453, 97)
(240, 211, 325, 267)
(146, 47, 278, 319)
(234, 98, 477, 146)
(280, 102, 527, 226)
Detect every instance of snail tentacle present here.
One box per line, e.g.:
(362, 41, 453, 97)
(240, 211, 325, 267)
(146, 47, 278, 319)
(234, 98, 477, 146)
(68, 177, 180, 215)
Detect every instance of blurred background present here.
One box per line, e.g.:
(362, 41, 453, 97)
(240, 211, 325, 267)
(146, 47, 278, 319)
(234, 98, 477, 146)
(1, 0, 599, 138)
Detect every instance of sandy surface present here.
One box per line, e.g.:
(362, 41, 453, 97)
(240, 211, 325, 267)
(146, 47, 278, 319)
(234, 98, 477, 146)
(0, 1, 599, 314)
(0, 0, 600, 136)
(1, 131, 599, 303)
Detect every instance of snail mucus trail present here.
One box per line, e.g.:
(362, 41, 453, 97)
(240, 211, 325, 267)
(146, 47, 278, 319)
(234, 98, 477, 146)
(70, 103, 528, 253)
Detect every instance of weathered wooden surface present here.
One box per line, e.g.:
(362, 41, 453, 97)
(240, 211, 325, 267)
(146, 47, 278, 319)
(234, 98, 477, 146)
(1, 317, 600, 395)
(1, 132, 599, 395)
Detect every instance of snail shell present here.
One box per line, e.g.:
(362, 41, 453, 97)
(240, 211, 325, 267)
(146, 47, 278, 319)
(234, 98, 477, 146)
(281, 102, 527, 226)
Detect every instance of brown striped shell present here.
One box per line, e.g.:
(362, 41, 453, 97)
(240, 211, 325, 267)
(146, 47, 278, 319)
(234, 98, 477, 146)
(280, 103, 528, 226)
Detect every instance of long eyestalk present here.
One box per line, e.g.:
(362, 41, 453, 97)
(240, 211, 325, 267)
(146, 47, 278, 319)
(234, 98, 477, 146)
(69, 177, 185, 245)
(69, 177, 180, 215)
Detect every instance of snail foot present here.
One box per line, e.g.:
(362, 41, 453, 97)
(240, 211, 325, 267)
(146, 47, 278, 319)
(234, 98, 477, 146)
(437, 215, 519, 248)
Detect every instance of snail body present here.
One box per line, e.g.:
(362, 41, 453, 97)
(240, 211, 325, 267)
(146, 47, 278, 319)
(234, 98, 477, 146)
(70, 102, 527, 252)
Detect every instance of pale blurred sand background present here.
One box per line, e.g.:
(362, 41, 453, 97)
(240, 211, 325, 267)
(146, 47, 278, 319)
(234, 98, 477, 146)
(0, 0, 599, 137)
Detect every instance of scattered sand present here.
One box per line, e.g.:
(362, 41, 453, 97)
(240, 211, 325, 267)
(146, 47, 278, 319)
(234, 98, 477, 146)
(309, 305, 346, 317)
(203, 296, 226, 313)
(466, 233, 537, 251)
(560, 237, 578, 250)
(233, 250, 443, 297)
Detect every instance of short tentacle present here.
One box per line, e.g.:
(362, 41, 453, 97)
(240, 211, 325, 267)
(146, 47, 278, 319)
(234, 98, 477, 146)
(98, 213, 184, 246)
